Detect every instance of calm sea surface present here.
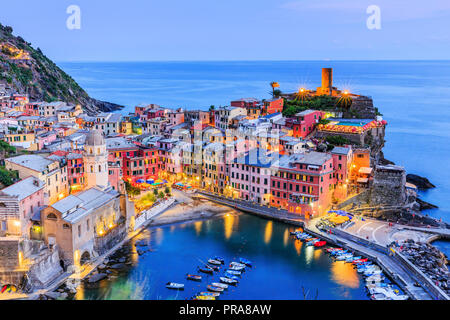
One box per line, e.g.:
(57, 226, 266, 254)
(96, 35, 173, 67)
(59, 61, 450, 296)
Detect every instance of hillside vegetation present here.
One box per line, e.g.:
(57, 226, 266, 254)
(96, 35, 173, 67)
(0, 23, 123, 114)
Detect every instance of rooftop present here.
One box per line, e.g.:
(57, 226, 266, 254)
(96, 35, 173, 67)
(106, 137, 136, 150)
(6, 154, 54, 173)
(0, 176, 44, 201)
(51, 187, 119, 224)
(331, 146, 351, 155)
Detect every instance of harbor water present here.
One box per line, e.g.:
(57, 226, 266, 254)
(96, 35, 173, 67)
(75, 213, 369, 300)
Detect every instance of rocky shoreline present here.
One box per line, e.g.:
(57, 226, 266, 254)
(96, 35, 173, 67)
(399, 240, 449, 295)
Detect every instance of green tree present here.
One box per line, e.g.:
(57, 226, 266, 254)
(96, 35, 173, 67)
(158, 191, 165, 199)
(124, 180, 141, 197)
(325, 135, 351, 146)
(0, 167, 16, 187)
(164, 186, 171, 195)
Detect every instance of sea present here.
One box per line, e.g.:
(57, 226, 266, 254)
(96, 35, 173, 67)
(58, 60, 450, 296)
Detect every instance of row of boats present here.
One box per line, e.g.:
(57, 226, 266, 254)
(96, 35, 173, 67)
(292, 230, 409, 300)
(166, 256, 253, 300)
(290, 230, 327, 247)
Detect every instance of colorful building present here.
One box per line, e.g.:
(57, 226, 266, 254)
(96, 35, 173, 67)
(286, 110, 324, 138)
(270, 152, 334, 218)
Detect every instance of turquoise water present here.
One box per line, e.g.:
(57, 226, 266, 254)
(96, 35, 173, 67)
(75, 213, 369, 300)
(332, 121, 371, 127)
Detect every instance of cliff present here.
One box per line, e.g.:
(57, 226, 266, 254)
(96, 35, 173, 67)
(0, 23, 123, 115)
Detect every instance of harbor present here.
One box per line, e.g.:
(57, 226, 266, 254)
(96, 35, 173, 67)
(68, 211, 370, 300)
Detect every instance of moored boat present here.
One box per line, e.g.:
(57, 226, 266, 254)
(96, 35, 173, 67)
(211, 282, 228, 289)
(207, 285, 224, 292)
(366, 274, 385, 282)
(306, 239, 320, 246)
(352, 258, 368, 264)
(186, 274, 202, 281)
(166, 282, 184, 290)
(314, 241, 327, 247)
(229, 265, 245, 271)
(213, 257, 225, 264)
(371, 293, 389, 300)
(200, 292, 220, 297)
(225, 269, 242, 276)
(239, 258, 252, 267)
(230, 261, 246, 268)
(224, 273, 239, 281)
(195, 295, 216, 300)
(198, 267, 214, 274)
(208, 259, 222, 266)
(220, 277, 238, 285)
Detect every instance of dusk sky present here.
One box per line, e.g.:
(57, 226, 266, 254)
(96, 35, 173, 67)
(1, 0, 449, 61)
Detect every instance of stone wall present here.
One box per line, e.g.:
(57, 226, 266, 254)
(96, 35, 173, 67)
(370, 165, 406, 206)
(27, 246, 63, 289)
(0, 238, 20, 269)
(93, 224, 126, 256)
(347, 96, 377, 119)
(336, 190, 370, 209)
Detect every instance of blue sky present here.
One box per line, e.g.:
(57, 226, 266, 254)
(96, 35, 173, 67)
(1, 0, 449, 61)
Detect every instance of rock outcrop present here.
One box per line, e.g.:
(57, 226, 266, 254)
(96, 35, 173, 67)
(399, 240, 449, 295)
(406, 174, 436, 190)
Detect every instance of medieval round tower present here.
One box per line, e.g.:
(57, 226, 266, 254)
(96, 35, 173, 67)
(84, 130, 109, 190)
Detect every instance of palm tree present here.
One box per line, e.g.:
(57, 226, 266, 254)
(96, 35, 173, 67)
(270, 82, 280, 97)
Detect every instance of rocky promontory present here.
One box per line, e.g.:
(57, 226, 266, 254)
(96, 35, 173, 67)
(406, 174, 436, 190)
(0, 23, 123, 114)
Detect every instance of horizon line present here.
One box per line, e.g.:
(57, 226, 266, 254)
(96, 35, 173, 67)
(56, 59, 450, 64)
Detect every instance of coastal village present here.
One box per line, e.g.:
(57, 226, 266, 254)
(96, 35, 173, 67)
(0, 68, 448, 300)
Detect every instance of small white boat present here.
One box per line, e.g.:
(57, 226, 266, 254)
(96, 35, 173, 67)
(229, 265, 245, 271)
(336, 254, 353, 261)
(208, 259, 222, 266)
(369, 287, 409, 300)
(371, 293, 389, 300)
(364, 269, 383, 276)
(166, 282, 184, 290)
(207, 285, 224, 292)
(226, 270, 242, 276)
(199, 291, 220, 297)
(230, 262, 246, 268)
(220, 277, 238, 285)
(366, 274, 385, 282)
(211, 282, 228, 289)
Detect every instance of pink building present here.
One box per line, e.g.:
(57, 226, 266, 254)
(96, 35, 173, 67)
(108, 160, 123, 192)
(167, 109, 185, 128)
(331, 146, 353, 200)
(270, 152, 334, 218)
(229, 150, 273, 204)
(0, 176, 45, 239)
(25, 102, 41, 116)
(145, 108, 165, 119)
(36, 131, 58, 150)
(286, 110, 324, 138)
